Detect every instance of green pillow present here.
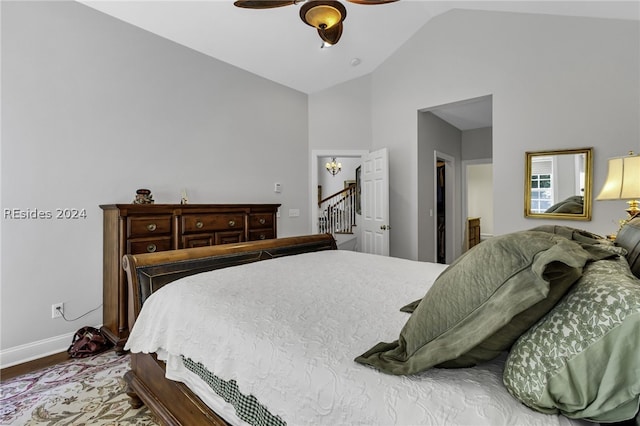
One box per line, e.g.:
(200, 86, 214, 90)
(355, 231, 593, 375)
(503, 256, 640, 423)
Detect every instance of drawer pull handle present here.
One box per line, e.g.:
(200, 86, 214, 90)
(196, 221, 204, 229)
(228, 220, 236, 227)
(147, 244, 157, 253)
(259, 218, 266, 225)
(147, 223, 157, 232)
(259, 234, 266, 240)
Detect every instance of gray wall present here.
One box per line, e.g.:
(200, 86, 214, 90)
(417, 112, 462, 262)
(1, 1, 309, 362)
(308, 74, 372, 152)
(316, 8, 638, 260)
(462, 127, 492, 161)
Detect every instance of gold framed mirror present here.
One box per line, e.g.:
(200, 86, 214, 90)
(524, 147, 593, 220)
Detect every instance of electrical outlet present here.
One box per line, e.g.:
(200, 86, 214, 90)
(52, 303, 64, 319)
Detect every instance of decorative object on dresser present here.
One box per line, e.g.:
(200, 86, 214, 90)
(133, 189, 154, 204)
(100, 203, 280, 353)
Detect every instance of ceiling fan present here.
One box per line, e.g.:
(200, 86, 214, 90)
(233, 0, 399, 46)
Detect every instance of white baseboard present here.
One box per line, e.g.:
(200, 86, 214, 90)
(0, 332, 76, 369)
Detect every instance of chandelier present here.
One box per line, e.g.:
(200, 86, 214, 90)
(325, 157, 342, 176)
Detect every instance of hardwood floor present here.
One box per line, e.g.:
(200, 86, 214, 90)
(0, 351, 71, 382)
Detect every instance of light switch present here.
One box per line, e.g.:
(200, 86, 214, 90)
(289, 209, 300, 217)
(274, 183, 282, 193)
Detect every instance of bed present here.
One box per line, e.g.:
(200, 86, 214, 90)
(122, 222, 640, 426)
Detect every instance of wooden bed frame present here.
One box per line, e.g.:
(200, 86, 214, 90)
(121, 227, 640, 426)
(122, 234, 337, 425)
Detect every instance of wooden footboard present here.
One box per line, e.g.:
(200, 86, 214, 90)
(125, 352, 226, 425)
(122, 234, 337, 425)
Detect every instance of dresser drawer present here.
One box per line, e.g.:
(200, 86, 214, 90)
(182, 234, 215, 248)
(127, 237, 172, 254)
(248, 229, 274, 241)
(182, 214, 244, 233)
(248, 213, 274, 229)
(128, 215, 172, 238)
(215, 231, 244, 245)
(181, 230, 244, 248)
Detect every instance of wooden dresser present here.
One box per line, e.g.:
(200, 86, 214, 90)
(100, 203, 280, 352)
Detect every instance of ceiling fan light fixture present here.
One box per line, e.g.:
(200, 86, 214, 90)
(318, 21, 343, 46)
(300, 1, 346, 30)
(235, 0, 398, 48)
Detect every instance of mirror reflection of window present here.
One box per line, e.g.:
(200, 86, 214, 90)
(530, 156, 554, 213)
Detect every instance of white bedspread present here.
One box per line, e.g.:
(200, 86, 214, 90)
(125, 250, 587, 426)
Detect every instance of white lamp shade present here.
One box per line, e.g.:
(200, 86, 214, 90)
(596, 154, 640, 200)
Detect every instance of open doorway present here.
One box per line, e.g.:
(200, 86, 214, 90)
(310, 150, 368, 250)
(434, 151, 456, 264)
(436, 160, 446, 263)
(463, 159, 494, 247)
(418, 95, 493, 263)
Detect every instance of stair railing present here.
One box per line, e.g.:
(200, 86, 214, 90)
(318, 184, 357, 234)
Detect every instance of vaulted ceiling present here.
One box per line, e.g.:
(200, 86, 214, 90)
(79, 1, 639, 95)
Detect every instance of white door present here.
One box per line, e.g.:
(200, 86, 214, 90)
(361, 148, 390, 256)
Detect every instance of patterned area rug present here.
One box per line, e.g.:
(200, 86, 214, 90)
(0, 350, 158, 425)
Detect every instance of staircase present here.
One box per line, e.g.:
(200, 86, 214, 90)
(318, 184, 357, 235)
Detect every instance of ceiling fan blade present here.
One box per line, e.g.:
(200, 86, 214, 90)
(346, 0, 398, 4)
(318, 22, 343, 45)
(233, 1, 296, 9)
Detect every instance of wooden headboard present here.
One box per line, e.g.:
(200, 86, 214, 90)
(122, 234, 337, 329)
(616, 217, 640, 278)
